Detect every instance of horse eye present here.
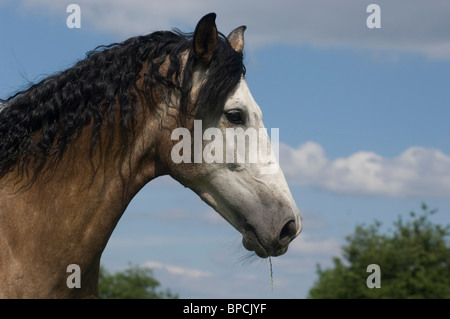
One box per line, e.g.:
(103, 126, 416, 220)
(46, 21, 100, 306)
(225, 110, 244, 125)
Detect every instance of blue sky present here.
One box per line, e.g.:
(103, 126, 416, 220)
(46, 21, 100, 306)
(1, 0, 450, 298)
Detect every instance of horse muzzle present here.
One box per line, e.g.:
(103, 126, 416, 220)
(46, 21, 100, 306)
(241, 217, 302, 258)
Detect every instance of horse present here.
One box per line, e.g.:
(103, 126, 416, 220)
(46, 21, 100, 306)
(0, 13, 302, 298)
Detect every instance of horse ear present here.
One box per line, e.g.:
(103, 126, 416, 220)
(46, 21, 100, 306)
(193, 13, 218, 63)
(227, 26, 246, 53)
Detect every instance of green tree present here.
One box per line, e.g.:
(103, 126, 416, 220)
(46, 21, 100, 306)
(308, 204, 450, 298)
(98, 264, 178, 299)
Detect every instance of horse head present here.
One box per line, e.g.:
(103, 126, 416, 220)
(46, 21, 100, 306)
(157, 13, 302, 258)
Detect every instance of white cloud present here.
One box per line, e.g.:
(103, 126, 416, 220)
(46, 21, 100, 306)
(289, 234, 341, 255)
(280, 142, 450, 198)
(17, 0, 450, 59)
(142, 260, 211, 279)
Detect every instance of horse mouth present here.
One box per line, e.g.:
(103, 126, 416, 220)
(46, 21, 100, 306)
(241, 223, 289, 258)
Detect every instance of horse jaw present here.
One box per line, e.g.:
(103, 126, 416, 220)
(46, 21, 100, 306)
(200, 163, 302, 258)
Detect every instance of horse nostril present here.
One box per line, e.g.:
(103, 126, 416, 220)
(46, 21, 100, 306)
(279, 220, 297, 244)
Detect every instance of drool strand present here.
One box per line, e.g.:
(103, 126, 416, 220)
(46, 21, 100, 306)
(269, 256, 274, 292)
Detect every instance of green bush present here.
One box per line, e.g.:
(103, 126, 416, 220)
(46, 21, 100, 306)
(308, 204, 450, 298)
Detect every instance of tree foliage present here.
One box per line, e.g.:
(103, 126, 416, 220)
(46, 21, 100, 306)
(98, 264, 178, 299)
(308, 204, 450, 298)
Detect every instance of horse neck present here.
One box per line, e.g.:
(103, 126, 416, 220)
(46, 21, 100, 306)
(0, 104, 165, 298)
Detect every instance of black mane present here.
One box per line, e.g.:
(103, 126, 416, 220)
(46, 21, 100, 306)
(0, 30, 244, 180)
